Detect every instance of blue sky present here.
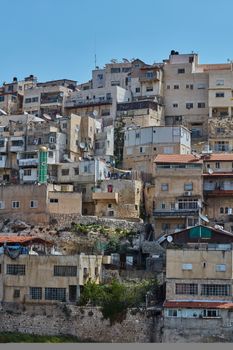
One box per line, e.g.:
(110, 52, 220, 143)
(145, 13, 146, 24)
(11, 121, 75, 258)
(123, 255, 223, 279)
(1, 0, 233, 85)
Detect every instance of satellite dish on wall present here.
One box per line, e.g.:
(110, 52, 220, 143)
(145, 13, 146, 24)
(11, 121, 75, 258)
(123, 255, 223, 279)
(43, 114, 51, 120)
(0, 109, 7, 115)
(199, 213, 209, 223)
(208, 168, 214, 174)
(167, 235, 173, 243)
(75, 126, 80, 132)
(79, 142, 85, 149)
(93, 110, 98, 117)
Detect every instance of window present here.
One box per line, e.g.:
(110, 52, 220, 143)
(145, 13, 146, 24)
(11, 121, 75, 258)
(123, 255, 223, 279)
(216, 92, 224, 97)
(50, 198, 58, 203)
(97, 74, 103, 79)
(215, 141, 229, 152)
(12, 201, 20, 209)
(186, 84, 193, 89)
(83, 267, 89, 277)
(0, 201, 5, 209)
(49, 136, 55, 143)
(61, 169, 69, 176)
(13, 289, 20, 298)
(216, 264, 226, 272)
(108, 184, 113, 193)
(215, 162, 220, 169)
(178, 199, 198, 210)
(32, 97, 39, 103)
(186, 103, 193, 109)
(54, 266, 77, 276)
(140, 147, 144, 153)
(220, 207, 224, 214)
(135, 87, 140, 93)
(174, 85, 179, 89)
(95, 267, 99, 276)
(167, 85, 170, 89)
(175, 283, 198, 295)
(225, 207, 229, 214)
(48, 151, 53, 158)
(108, 210, 114, 217)
(30, 200, 38, 208)
(25, 98, 32, 103)
(198, 102, 205, 108)
(146, 86, 153, 92)
(178, 68, 185, 74)
(197, 83, 205, 89)
(111, 81, 120, 86)
(111, 67, 121, 73)
(74, 167, 79, 175)
(30, 287, 42, 300)
(24, 169, 31, 176)
(161, 203, 166, 209)
(168, 309, 178, 317)
(161, 183, 169, 191)
(45, 288, 66, 301)
(162, 223, 170, 230)
(216, 79, 224, 86)
(136, 132, 140, 138)
(182, 263, 193, 270)
(0, 96, 4, 102)
(216, 128, 225, 134)
(11, 140, 23, 147)
(201, 284, 230, 296)
(108, 204, 112, 208)
(135, 205, 138, 210)
(173, 103, 178, 108)
(7, 264, 25, 275)
(203, 309, 220, 318)
(184, 183, 193, 191)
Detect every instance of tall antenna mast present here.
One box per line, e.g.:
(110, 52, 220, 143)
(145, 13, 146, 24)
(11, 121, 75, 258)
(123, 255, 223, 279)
(94, 35, 97, 69)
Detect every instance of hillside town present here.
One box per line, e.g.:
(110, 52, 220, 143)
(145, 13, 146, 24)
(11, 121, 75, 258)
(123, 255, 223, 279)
(2, 50, 233, 342)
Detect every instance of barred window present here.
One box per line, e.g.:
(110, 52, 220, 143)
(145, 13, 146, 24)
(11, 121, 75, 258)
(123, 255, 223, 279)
(175, 283, 198, 295)
(30, 287, 42, 300)
(54, 266, 77, 277)
(45, 288, 66, 301)
(13, 289, 20, 298)
(201, 284, 230, 296)
(7, 264, 25, 275)
(203, 309, 220, 318)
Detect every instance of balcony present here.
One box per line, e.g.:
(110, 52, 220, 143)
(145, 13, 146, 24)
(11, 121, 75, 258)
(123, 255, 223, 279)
(66, 98, 112, 108)
(153, 208, 199, 218)
(10, 137, 24, 152)
(19, 158, 38, 167)
(92, 191, 119, 203)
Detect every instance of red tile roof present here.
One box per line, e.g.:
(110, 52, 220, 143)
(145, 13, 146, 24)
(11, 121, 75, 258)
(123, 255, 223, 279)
(164, 300, 233, 309)
(203, 153, 233, 162)
(154, 154, 203, 164)
(0, 236, 52, 245)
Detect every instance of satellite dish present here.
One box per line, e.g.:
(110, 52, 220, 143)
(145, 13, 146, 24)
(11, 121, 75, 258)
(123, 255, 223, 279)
(167, 235, 173, 243)
(199, 213, 209, 223)
(24, 111, 29, 115)
(43, 114, 51, 121)
(208, 168, 214, 174)
(75, 126, 80, 132)
(79, 142, 85, 149)
(0, 109, 7, 115)
(93, 110, 98, 117)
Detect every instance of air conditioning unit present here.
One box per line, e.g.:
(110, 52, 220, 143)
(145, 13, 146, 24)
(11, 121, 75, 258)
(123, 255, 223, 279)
(184, 191, 192, 196)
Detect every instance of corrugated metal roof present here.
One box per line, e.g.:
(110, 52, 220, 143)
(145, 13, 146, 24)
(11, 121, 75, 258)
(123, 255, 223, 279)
(164, 300, 233, 309)
(0, 236, 52, 245)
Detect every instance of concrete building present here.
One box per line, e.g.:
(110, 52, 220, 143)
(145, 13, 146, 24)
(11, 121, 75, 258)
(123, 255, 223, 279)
(164, 226, 233, 334)
(23, 79, 76, 119)
(149, 154, 203, 236)
(203, 153, 233, 232)
(123, 126, 191, 176)
(0, 236, 108, 304)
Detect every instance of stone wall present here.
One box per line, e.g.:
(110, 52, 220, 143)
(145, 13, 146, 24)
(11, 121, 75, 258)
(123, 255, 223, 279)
(49, 214, 144, 232)
(0, 303, 161, 343)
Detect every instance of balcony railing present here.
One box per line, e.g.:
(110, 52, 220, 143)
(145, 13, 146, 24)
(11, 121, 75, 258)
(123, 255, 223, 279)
(19, 158, 38, 167)
(66, 98, 112, 108)
(153, 208, 199, 217)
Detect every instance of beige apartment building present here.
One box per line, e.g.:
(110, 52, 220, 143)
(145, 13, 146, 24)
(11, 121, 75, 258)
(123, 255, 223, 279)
(147, 154, 203, 236)
(123, 125, 191, 176)
(0, 252, 108, 304)
(203, 153, 233, 232)
(0, 184, 82, 224)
